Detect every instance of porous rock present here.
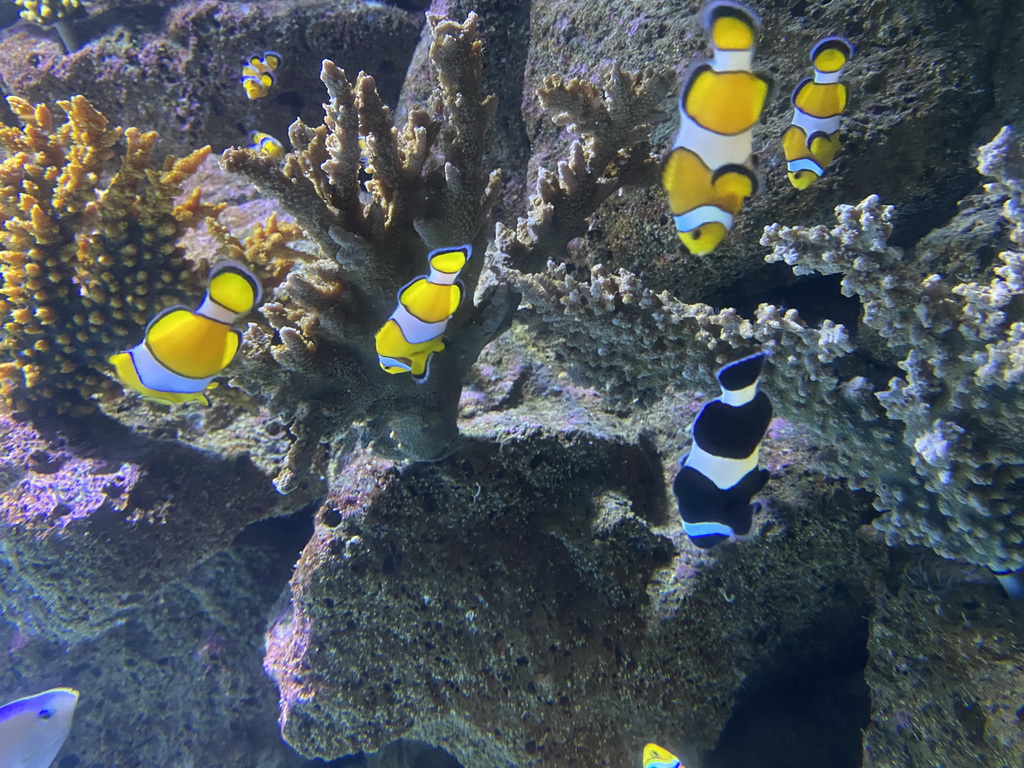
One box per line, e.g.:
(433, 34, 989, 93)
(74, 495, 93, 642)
(264, 399, 873, 768)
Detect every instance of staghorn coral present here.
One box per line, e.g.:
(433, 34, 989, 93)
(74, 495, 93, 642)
(0, 94, 222, 417)
(495, 64, 672, 273)
(499, 126, 1024, 572)
(222, 13, 518, 492)
(760, 127, 1024, 572)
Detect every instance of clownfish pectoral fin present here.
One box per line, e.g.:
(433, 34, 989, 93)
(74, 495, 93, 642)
(643, 743, 683, 768)
(262, 51, 283, 70)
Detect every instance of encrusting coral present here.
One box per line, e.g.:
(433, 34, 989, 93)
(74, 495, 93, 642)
(498, 127, 1024, 574)
(0, 95, 216, 416)
(222, 13, 519, 492)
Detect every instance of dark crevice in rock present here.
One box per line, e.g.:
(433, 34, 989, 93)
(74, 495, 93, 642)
(705, 594, 871, 768)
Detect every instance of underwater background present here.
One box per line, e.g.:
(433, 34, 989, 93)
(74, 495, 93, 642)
(0, 0, 1022, 766)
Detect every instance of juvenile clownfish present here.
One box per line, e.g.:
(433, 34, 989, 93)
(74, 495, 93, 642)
(241, 51, 282, 100)
(644, 743, 683, 768)
(249, 130, 285, 159)
(662, 0, 770, 256)
(375, 245, 471, 379)
(0, 688, 78, 768)
(108, 262, 263, 406)
(674, 351, 772, 548)
(782, 36, 854, 189)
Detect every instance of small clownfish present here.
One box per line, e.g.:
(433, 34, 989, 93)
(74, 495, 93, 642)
(674, 351, 772, 548)
(0, 688, 79, 768)
(108, 262, 263, 406)
(241, 51, 282, 100)
(644, 743, 684, 768)
(248, 130, 285, 159)
(782, 36, 854, 189)
(662, 0, 770, 256)
(375, 245, 471, 379)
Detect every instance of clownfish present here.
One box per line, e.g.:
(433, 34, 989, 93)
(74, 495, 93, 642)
(662, 0, 770, 256)
(674, 351, 772, 548)
(375, 245, 471, 379)
(108, 262, 263, 406)
(241, 51, 281, 100)
(248, 130, 285, 159)
(0, 688, 78, 768)
(644, 743, 683, 768)
(782, 36, 854, 189)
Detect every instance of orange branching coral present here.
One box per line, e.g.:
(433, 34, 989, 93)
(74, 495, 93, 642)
(0, 95, 218, 416)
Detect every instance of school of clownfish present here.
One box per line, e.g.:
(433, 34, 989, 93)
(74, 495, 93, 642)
(107, 3, 846, 554)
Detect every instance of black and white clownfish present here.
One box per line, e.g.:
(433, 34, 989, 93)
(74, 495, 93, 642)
(662, 0, 770, 256)
(375, 245, 471, 380)
(248, 130, 285, 159)
(108, 262, 263, 406)
(644, 743, 683, 768)
(782, 36, 854, 189)
(241, 51, 281, 100)
(674, 351, 772, 548)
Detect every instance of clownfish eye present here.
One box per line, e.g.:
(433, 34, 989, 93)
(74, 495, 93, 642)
(38, 708, 54, 720)
(692, 229, 702, 240)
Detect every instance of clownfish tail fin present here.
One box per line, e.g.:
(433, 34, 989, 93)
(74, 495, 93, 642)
(207, 261, 263, 316)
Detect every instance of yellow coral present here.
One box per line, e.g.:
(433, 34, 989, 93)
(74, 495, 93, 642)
(0, 95, 219, 416)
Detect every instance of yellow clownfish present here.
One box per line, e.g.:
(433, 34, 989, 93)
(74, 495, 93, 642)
(643, 743, 683, 768)
(662, 0, 770, 256)
(249, 130, 285, 159)
(375, 245, 471, 379)
(782, 36, 854, 189)
(241, 51, 281, 100)
(108, 262, 263, 406)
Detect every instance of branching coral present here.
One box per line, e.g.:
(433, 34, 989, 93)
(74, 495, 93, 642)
(495, 65, 672, 273)
(222, 14, 518, 492)
(500, 125, 1024, 572)
(0, 95, 221, 416)
(761, 127, 1024, 572)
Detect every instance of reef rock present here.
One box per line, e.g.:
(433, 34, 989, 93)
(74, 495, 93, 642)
(264, 396, 874, 768)
(862, 552, 1024, 768)
(0, 409, 285, 641)
(0, 0, 423, 159)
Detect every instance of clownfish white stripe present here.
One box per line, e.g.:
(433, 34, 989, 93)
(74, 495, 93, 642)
(675, 207, 734, 234)
(134, 346, 216, 391)
(196, 296, 240, 325)
(390, 304, 450, 345)
(712, 50, 754, 72)
(683, 520, 736, 538)
(378, 355, 412, 373)
(720, 380, 758, 406)
(684, 441, 759, 490)
(673, 117, 754, 167)
(815, 69, 843, 85)
(791, 109, 841, 138)
(788, 157, 824, 175)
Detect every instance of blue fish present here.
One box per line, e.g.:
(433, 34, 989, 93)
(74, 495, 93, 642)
(0, 688, 79, 768)
(673, 351, 772, 547)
